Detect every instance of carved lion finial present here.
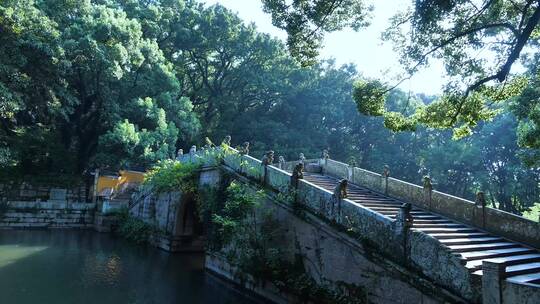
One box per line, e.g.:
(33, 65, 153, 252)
(262, 150, 274, 165)
(476, 191, 486, 208)
(382, 165, 390, 178)
(399, 203, 414, 228)
(423, 176, 433, 191)
(239, 142, 250, 155)
(322, 149, 329, 160)
(222, 135, 231, 146)
(334, 179, 348, 199)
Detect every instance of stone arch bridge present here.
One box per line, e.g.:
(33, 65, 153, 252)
(129, 145, 540, 304)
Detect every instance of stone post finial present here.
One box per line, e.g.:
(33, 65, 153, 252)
(348, 156, 357, 167)
(476, 191, 486, 208)
(382, 165, 390, 178)
(290, 163, 304, 188)
(262, 150, 274, 166)
(322, 149, 329, 160)
(423, 176, 433, 192)
(423, 175, 433, 209)
(278, 156, 285, 169)
(239, 142, 250, 155)
(189, 145, 197, 156)
(261, 150, 274, 185)
(222, 135, 231, 146)
(399, 203, 414, 228)
(382, 165, 390, 195)
(475, 191, 487, 228)
(331, 179, 348, 222)
(176, 149, 184, 161)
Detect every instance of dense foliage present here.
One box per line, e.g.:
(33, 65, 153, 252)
(263, 0, 540, 161)
(205, 181, 365, 303)
(0, 0, 538, 216)
(144, 160, 201, 193)
(116, 208, 160, 244)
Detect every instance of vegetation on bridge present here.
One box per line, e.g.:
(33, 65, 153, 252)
(201, 179, 366, 304)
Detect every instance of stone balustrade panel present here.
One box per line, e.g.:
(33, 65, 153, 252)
(386, 178, 425, 207)
(324, 159, 349, 179)
(430, 191, 475, 224)
(353, 167, 385, 193)
(265, 165, 292, 192)
(408, 230, 476, 301)
(484, 207, 540, 248)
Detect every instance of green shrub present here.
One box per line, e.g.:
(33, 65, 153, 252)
(143, 159, 201, 193)
(116, 208, 157, 244)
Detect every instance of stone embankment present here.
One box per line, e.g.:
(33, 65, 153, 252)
(0, 201, 95, 229)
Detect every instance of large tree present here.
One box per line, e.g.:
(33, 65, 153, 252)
(0, 0, 200, 173)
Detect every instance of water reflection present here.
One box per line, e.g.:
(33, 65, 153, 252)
(0, 230, 253, 304)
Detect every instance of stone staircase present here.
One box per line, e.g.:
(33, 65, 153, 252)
(303, 173, 540, 286)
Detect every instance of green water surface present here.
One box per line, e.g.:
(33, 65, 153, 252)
(0, 230, 254, 304)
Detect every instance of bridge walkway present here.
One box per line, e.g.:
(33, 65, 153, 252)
(303, 173, 540, 286)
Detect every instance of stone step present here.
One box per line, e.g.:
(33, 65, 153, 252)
(361, 203, 403, 208)
(474, 262, 540, 277)
(348, 198, 395, 203)
(409, 215, 443, 220)
(465, 254, 540, 271)
(387, 212, 442, 220)
(506, 272, 540, 285)
(441, 237, 505, 246)
(429, 232, 489, 239)
(412, 219, 454, 224)
(460, 247, 535, 261)
(347, 190, 379, 194)
(415, 227, 479, 234)
(368, 207, 423, 213)
(413, 223, 466, 228)
(448, 242, 520, 253)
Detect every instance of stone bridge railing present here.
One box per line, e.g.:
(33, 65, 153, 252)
(180, 148, 476, 301)
(179, 147, 539, 302)
(318, 158, 540, 249)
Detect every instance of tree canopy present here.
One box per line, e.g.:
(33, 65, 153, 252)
(0, 0, 538, 217)
(262, 0, 540, 164)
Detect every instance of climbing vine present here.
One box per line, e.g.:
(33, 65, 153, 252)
(203, 180, 366, 304)
(115, 208, 162, 244)
(143, 160, 201, 193)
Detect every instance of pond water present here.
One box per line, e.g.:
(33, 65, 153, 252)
(0, 230, 254, 304)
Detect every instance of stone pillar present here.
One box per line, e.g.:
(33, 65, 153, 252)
(395, 203, 413, 263)
(482, 259, 506, 304)
(261, 151, 274, 185)
(278, 156, 285, 170)
(176, 149, 184, 161)
(189, 145, 197, 162)
(320, 149, 329, 174)
(299, 153, 306, 166)
(474, 191, 486, 228)
(423, 176, 433, 210)
(382, 165, 390, 195)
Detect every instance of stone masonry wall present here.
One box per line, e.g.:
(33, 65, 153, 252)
(0, 201, 95, 229)
(206, 183, 462, 304)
